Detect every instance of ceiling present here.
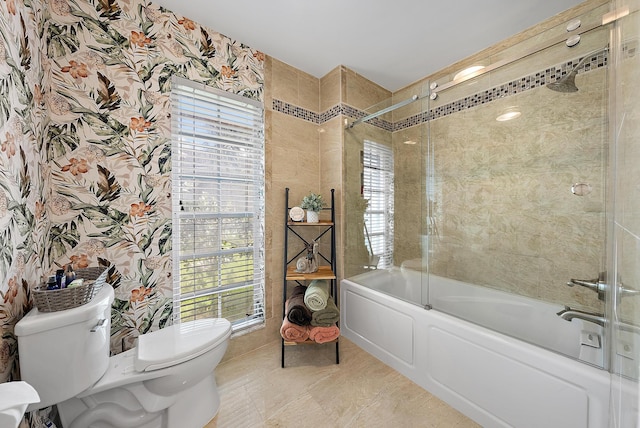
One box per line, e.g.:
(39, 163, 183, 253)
(152, 0, 585, 92)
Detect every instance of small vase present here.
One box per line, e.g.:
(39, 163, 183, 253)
(306, 210, 319, 223)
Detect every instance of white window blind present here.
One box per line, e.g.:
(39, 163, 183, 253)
(363, 140, 394, 269)
(171, 77, 265, 332)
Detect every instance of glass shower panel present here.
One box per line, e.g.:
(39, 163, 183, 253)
(343, 111, 394, 278)
(343, 87, 430, 306)
(426, 22, 610, 361)
(610, 0, 640, 424)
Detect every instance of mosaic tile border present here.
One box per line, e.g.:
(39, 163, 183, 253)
(271, 99, 394, 131)
(272, 99, 320, 123)
(272, 51, 608, 132)
(394, 50, 608, 131)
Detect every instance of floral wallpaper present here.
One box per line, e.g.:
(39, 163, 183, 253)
(0, 0, 264, 418)
(0, 0, 46, 386)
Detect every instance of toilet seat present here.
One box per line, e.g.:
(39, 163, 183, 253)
(135, 318, 232, 372)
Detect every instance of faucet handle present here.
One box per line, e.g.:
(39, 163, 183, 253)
(566, 278, 606, 301)
(567, 278, 599, 289)
(567, 273, 639, 300)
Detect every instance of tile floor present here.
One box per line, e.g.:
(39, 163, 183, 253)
(205, 337, 480, 427)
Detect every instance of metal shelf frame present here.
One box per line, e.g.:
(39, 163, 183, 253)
(282, 188, 339, 367)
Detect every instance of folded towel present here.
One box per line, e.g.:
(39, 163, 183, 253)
(309, 324, 340, 344)
(304, 279, 330, 311)
(280, 318, 310, 342)
(310, 298, 340, 327)
(286, 286, 311, 326)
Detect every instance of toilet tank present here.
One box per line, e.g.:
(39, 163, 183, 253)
(15, 284, 115, 410)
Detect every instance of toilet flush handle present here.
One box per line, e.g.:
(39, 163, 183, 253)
(90, 319, 107, 332)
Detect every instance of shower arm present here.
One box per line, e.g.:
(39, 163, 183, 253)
(558, 46, 609, 77)
(565, 54, 591, 74)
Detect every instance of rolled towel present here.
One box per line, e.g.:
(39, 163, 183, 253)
(286, 286, 311, 326)
(304, 279, 330, 311)
(309, 324, 340, 344)
(280, 318, 309, 342)
(310, 298, 340, 327)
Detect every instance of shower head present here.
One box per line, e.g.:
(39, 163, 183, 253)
(547, 56, 589, 93)
(546, 48, 607, 93)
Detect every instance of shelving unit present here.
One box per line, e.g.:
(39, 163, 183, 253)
(282, 188, 339, 368)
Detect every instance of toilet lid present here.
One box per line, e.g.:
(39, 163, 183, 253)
(134, 318, 231, 372)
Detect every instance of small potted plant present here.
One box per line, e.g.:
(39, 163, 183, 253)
(300, 192, 326, 223)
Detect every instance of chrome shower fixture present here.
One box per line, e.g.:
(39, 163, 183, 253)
(547, 47, 608, 93)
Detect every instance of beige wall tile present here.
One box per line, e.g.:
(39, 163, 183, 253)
(344, 68, 391, 110)
(271, 58, 299, 105)
(270, 57, 320, 112)
(298, 71, 320, 112)
(320, 66, 343, 111)
(319, 117, 344, 277)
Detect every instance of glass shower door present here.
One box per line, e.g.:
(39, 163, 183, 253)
(609, 0, 640, 425)
(423, 6, 611, 362)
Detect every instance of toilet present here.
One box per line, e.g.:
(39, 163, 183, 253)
(0, 381, 40, 428)
(15, 283, 231, 428)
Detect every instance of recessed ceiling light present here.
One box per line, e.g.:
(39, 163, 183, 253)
(496, 109, 521, 122)
(453, 65, 485, 81)
(403, 140, 417, 145)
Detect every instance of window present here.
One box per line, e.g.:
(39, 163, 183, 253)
(171, 77, 265, 332)
(363, 140, 394, 269)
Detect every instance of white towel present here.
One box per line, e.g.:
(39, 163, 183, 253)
(304, 279, 330, 311)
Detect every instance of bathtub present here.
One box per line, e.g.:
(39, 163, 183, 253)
(340, 267, 611, 428)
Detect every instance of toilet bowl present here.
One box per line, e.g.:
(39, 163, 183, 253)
(15, 283, 231, 428)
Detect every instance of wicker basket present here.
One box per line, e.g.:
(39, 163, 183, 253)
(33, 267, 108, 312)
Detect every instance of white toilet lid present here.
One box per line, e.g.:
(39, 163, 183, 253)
(134, 318, 231, 372)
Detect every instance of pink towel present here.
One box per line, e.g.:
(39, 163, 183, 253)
(309, 324, 340, 344)
(280, 318, 310, 342)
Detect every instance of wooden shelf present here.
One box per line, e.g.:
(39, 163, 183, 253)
(284, 338, 339, 346)
(287, 220, 334, 226)
(285, 265, 336, 281)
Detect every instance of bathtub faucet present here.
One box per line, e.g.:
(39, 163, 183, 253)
(556, 306, 606, 327)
